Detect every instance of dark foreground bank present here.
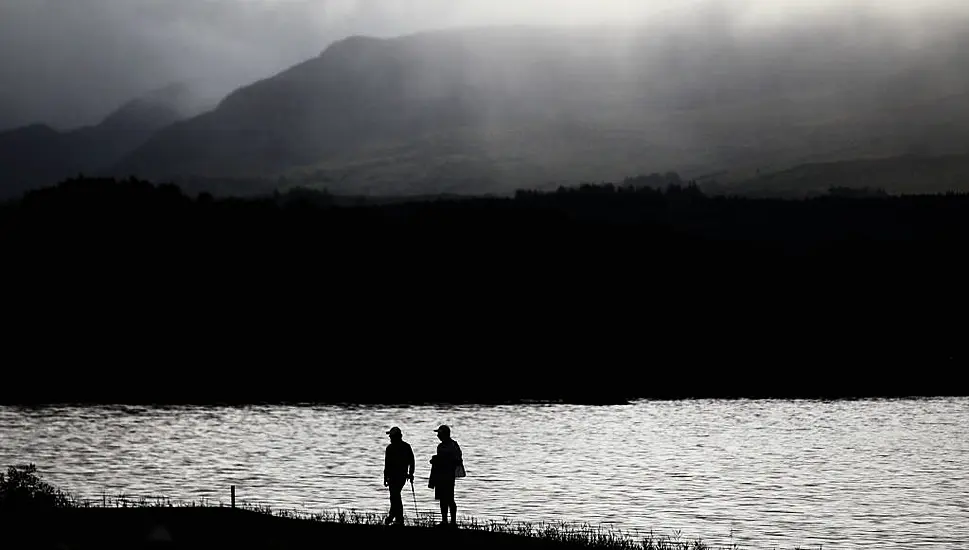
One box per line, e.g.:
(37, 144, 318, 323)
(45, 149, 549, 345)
(2, 507, 712, 550)
(0, 176, 966, 403)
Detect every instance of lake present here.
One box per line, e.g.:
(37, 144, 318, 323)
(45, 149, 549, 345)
(1, 399, 966, 549)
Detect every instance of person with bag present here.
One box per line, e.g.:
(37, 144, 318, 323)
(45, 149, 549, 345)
(428, 424, 465, 527)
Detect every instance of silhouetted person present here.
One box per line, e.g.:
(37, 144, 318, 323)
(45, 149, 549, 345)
(383, 426, 414, 526)
(428, 424, 465, 527)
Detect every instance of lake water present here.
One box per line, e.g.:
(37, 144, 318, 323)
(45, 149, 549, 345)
(1, 399, 966, 549)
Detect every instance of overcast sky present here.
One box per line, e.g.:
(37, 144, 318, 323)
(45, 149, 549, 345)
(0, 0, 965, 130)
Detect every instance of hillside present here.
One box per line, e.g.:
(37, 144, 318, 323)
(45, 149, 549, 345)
(717, 153, 969, 197)
(114, 23, 969, 196)
(0, 83, 217, 198)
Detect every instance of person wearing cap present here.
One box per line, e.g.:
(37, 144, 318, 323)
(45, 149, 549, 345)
(428, 424, 465, 527)
(383, 426, 415, 526)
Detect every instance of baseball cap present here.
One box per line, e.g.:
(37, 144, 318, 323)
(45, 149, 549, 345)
(386, 426, 402, 436)
(434, 424, 450, 435)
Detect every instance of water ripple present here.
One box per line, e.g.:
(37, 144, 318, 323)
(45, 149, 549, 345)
(1, 398, 967, 550)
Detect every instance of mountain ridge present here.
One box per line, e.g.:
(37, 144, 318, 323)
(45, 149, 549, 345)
(112, 23, 969, 195)
(4, 22, 969, 198)
(0, 81, 224, 198)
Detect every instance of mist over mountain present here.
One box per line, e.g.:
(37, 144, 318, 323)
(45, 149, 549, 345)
(2, 1, 968, 197)
(3, 1, 969, 404)
(0, 0, 327, 130)
(112, 16, 969, 196)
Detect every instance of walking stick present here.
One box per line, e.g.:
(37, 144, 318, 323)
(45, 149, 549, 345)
(410, 478, 418, 520)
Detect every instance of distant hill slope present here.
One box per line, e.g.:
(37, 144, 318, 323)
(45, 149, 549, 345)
(114, 23, 969, 196)
(0, 82, 217, 199)
(721, 153, 969, 197)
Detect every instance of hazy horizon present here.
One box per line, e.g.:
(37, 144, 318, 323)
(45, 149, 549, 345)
(2, 0, 967, 131)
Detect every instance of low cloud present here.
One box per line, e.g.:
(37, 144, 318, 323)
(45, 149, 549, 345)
(0, 0, 966, 129)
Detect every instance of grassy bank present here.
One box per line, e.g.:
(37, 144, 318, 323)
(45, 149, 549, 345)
(1, 465, 828, 550)
(3, 505, 724, 550)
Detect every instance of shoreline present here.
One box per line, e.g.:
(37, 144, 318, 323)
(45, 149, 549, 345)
(2, 393, 965, 407)
(3, 506, 718, 550)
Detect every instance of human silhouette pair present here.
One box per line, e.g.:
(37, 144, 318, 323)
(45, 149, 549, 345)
(383, 424, 465, 527)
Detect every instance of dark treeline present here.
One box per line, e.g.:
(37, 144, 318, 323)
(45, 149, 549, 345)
(0, 176, 965, 404)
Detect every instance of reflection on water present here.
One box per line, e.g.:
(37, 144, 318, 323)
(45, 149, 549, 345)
(1, 399, 967, 549)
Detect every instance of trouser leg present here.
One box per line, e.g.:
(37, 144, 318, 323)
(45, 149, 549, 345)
(390, 483, 404, 522)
